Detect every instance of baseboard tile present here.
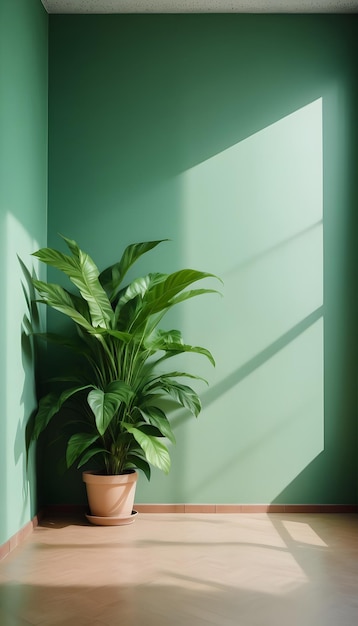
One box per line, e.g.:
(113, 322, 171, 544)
(0, 513, 41, 562)
(43, 503, 358, 515)
(135, 503, 358, 514)
(35, 503, 358, 517)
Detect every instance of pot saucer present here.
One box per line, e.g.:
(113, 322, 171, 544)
(86, 510, 138, 526)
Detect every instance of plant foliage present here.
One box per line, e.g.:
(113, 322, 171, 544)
(27, 237, 220, 478)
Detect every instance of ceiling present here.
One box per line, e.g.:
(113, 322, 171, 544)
(41, 0, 358, 13)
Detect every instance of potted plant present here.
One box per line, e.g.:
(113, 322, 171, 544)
(27, 236, 220, 525)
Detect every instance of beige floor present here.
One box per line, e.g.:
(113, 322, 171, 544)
(0, 512, 357, 625)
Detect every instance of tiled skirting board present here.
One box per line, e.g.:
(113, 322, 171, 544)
(135, 504, 358, 514)
(44, 503, 358, 515)
(0, 513, 42, 561)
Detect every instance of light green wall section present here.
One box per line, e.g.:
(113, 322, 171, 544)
(46, 15, 357, 505)
(0, 0, 48, 545)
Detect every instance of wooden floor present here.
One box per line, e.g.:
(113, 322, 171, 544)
(0, 512, 357, 625)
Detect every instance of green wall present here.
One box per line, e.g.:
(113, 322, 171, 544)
(0, 0, 48, 545)
(45, 14, 357, 506)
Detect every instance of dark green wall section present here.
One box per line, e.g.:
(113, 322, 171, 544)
(46, 14, 357, 506)
(0, 0, 48, 545)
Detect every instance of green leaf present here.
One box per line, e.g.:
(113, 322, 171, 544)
(167, 288, 221, 309)
(31, 396, 57, 439)
(144, 328, 183, 350)
(77, 446, 110, 468)
(32, 385, 92, 439)
(119, 274, 167, 307)
(153, 380, 202, 417)
(124, 454, 151, 480)
(158, 343, 215, 367)
(32, 246, 78, 274)
(34, 239, 114, 329)
(146, 371, 208, 388)
(56, 384, 93, 409)
(32, 280, 97, 334)
(87, 389, 118, 436)
(62, 236, 114, 328)
(34, 332, 89, 356)
(122, 423, 171, 473)
(144, 329, 215, 366)
(87, 381, 134, 435)
(133, 270, 221, 329)
(146, 269, 218, 311)
(99, 240, 168, 300)
(67, 290, 91, 322)
(138, 406, 176, 444)
(113, 273, 167, 328)
(66, 433, 99, 468)
(104, 328, 133, 343)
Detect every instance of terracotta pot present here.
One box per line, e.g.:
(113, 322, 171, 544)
(83, 470, 138, 521)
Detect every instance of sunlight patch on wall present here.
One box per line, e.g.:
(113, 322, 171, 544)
(176, 99, 324, 502)
(5, 212, 39, 523)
